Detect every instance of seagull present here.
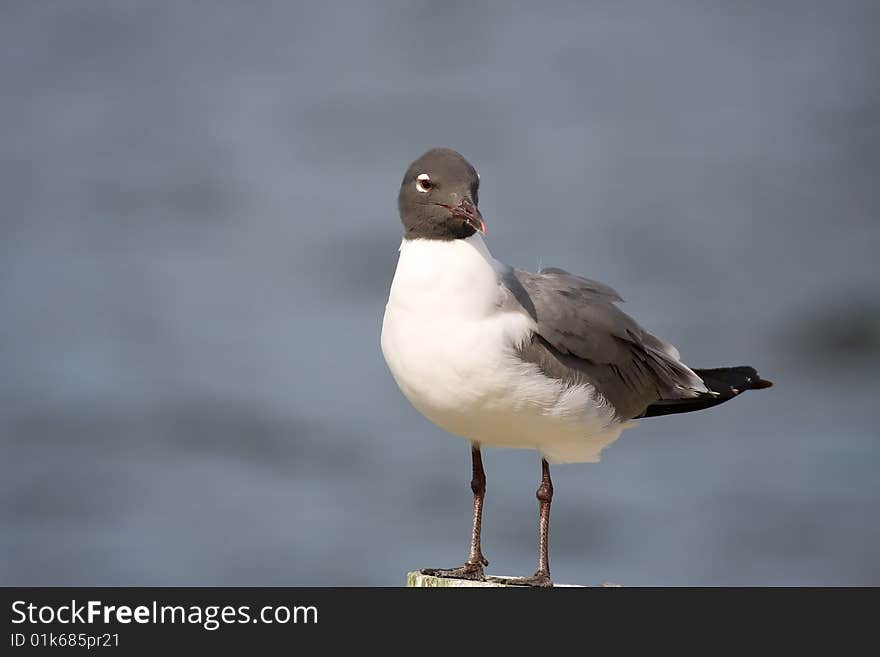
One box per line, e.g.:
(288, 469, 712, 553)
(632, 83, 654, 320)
(381, 147, 772, 586)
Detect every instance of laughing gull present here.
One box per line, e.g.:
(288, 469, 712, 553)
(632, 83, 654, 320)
(381, 147, 772, 586)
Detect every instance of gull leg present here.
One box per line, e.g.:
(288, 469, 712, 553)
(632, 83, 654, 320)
(421, 444, 488, 580)
(488, 458, 554, 587)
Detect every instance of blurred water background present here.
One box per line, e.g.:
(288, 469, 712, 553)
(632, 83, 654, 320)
(2, 1, 879, 586)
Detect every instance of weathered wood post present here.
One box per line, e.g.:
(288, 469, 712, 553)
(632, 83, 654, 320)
(406, 571, 620, 587)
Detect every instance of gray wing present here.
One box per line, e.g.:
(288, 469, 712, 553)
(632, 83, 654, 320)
(502, 266, 708, 420)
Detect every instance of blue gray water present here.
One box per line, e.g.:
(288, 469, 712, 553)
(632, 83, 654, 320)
(2, 1, 879, 585)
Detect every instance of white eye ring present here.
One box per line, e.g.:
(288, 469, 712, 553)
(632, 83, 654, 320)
(416, 173, 432, 193)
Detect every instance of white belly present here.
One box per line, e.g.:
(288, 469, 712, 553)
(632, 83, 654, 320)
(380, 235, 627, 463)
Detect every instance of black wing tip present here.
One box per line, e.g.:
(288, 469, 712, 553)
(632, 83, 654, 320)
(640, 366, 772, 419)
(751, 377, 773, 390)
(694, 366, 774, 392)
(740, 366, 773, 390)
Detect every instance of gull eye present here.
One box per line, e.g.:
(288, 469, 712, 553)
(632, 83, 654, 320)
(416, 173, 433, 193)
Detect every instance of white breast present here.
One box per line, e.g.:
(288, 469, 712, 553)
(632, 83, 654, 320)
(380, 234, 626, 463)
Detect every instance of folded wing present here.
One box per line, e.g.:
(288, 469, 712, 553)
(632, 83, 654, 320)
(503, 266, 708, 420)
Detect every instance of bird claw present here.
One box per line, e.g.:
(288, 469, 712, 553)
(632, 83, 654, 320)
(420, 562, 486, 581)
(486, 571, 553, 587)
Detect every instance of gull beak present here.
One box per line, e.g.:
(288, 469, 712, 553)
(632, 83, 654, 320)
(451, 198, 486, 235)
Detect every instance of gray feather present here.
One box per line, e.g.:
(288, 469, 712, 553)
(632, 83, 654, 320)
(501, 266, 707, 420)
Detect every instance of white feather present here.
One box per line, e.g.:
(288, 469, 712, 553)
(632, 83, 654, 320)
(381, 234, 629, 464)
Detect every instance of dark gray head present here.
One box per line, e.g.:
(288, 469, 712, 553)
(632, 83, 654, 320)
(398, 148, 485, 241)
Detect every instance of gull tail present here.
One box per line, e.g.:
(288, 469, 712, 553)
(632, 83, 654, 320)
(639, 366, 773, 418)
